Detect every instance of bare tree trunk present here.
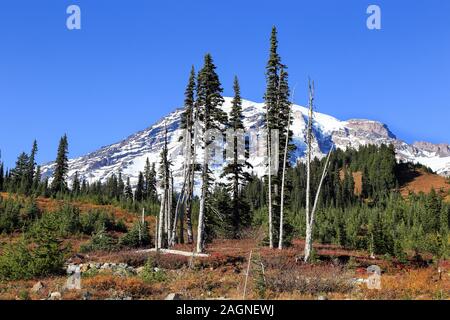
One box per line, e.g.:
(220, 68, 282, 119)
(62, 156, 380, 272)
(167, 172, 173, 240)
(267, 129, 273, 249)
(185, 167, 194, 244)
(304, 80, 314, 262)
(278, 104, 292, 250)
(171, 187, 186, 246)
(303, 81, 333, 263)
(164, 188, 168, 235)
(157, 189, 165, 249)
(179, 200, 185, 243)
(197, 151, 209, 253)
(186, 114, 199, 244)
(311, 149, 332, 218)
(155, 216, 159, 250)
(170, 128, 191, 246)
(158, 124, 171, 249)
(304, 148, 332, 262)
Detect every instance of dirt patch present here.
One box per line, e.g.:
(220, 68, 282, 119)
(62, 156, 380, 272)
(399, 168, 450, 199)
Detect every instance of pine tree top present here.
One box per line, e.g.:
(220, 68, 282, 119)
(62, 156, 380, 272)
(197, 53, 226, 129)
(181, 66, 196, 130)
(229, 76, 244, 131)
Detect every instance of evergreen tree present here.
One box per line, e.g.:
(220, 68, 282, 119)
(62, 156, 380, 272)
(26, 140, 38, 194)
(51, 135, 69, 194)
(135, 172, 145, 202)
(124, 177, 133, 200)
(221, 76, 252, 237)
(196, 53, 227, 252)
(72, 171, 81, 196)
(264, 26, 281, 132)
(10, 152, 30, 193)
(117, 171, 125, 200)
(262, 26, 293, 247)
(80, 179, 88, 195)
(32, 165, 41, 193)
(30, 217, 67, 277)
(180, 66, 196, 133)
(144, 158, 157, 201)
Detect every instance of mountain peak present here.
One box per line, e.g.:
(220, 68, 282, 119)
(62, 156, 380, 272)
(40, 98, 450, 188)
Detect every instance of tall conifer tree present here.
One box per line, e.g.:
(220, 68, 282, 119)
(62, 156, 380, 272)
(221, 76, 252, 237)
(135, 172, 145, 202)
(263, 26, 293, 247)
(124, 177, 133, 200)
(196, 53, 227, 252)
(51, 135, 69, 194)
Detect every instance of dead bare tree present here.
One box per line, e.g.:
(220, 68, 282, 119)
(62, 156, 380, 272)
(157, 124, 171, 249)
(278, 86, 295, 250)
(303, 80, 333, 262)
(157, 183, 165, 249)
(266, 108, 274, 249)
(154, 216, 159, 250)
(185, 103, 199, 245)
(169, 96, 196, 246)
(196, 136, 209, 253)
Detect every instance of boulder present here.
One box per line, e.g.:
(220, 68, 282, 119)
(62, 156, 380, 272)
(31, 281, 44, 293)
(49, 292, 62, 300)
(165, 293, 182, 300)
(80, 264, 90, 273)
(135, 267, 144, 274)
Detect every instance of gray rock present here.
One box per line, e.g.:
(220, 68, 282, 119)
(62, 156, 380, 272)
(82, 291, 92, 300)
(49, 292, 62, 300)
(165, 293, 182, 300)
(31, 281, 44, 293)
(136, 266, 144, 274)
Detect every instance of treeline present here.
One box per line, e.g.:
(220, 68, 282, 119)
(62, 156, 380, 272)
(0, 139, 160, 214)
(0, 194, 154, 280)
(244, 144, 449, 261)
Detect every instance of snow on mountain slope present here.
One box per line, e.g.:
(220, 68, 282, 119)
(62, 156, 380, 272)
(40, 98, 450, 190)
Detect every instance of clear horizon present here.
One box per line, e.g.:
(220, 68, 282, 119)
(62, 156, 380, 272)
(1, 0, 449, 168)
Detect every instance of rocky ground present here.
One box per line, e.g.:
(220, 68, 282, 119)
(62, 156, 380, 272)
(0, 237, 448, 300)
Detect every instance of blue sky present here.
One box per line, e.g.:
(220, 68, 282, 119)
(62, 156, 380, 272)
(0, 0, 449, 168)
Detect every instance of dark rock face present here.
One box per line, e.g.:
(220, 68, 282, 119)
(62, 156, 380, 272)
(345, 119, 396, 139)
(413, 142, 450, 157)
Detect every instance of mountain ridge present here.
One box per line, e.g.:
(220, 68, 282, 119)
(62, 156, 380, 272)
(41, 98, 450, 189)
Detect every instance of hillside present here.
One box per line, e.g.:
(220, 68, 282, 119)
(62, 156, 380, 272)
(0, 192, 448, 300)
(397, 166, 450, 201)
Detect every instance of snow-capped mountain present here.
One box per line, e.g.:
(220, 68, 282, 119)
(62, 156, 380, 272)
(40, 98, 450, 189)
